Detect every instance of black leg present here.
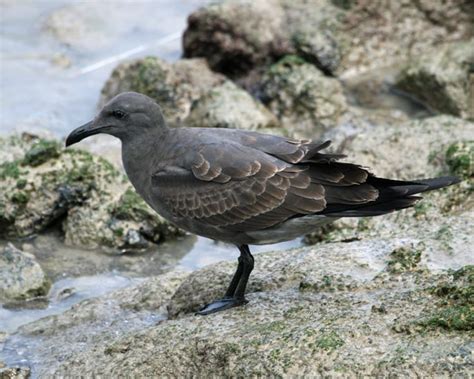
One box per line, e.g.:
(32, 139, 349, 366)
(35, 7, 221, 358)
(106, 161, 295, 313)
(224, 253, 244, 298)
(234, 244, 254, 299)
(197, 244, 254, 316)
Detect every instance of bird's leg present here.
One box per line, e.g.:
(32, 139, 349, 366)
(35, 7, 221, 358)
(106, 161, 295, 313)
(224, 254, 244, 298)
(197, 244, 254, 315)
(233, 244, 254, 299)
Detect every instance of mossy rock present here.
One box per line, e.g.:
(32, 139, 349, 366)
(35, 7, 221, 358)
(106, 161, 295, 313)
(0, 134, 182, 249)
(23, 139, 61, 167)
(261, 54, 347, 138)
(387, 246, 423, 274)
(445, 141, 474, 179)
(100, 57, 224, 126)
(412, 266, 474, 332)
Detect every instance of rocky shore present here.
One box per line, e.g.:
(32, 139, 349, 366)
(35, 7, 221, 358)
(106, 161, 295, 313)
(1, 0, 473, 377)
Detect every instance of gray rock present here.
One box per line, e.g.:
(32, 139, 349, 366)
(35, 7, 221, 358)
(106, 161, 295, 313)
(186, 81, 280, 131)
(0, 366, 31, 379)
(324, 115, 474, 179)
(183, 0, 473, 78)
(395, 40, 474, 119)
(100, 57, 225, 126)
(307, 115, 474, 245)
(260, 55, 348, 138)
(0, 134, 182, 249)
(0, 243, 50, 302)
(12, 270, 188, 376)
(335, 0, 474, 77)
(291, 28, 341, 75)
(183, 0, 289, 77)
(6, 162, 472, 376)
(28, 235, 473, 377)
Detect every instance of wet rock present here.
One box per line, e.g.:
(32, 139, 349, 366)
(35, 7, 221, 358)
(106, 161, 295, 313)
(325, 115, 474, 180)
(0, 243, 50, 302)
(11, 270, 188, 375)
(335, 0, 474, 77)
(0, 134, 182, 249)
(183, 0, 473, 78)
(260, 55, 348, 138)
(183, 0, 289, 77)
(0, 366, 31, 379)
(445, 141, 474, 180)
(43, 3, 111, 51)
(395, 40, 474, 119)
(186, 81, 279, 131)
(7, 183, 472, 377)
(291, 27, 341, 76)
(307, 115, 474, 245)
(25, 235, 472, 377)
(100, 57, 225, 126)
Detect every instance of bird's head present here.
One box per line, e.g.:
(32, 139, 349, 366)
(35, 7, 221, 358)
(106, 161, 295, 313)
(65, 92, 167, 147)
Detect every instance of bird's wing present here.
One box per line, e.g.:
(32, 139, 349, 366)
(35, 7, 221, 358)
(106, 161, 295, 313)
(151, 139, 379, 231)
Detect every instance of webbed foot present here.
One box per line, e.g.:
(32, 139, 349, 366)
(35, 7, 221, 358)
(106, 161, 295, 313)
(196, 297, 248, 316)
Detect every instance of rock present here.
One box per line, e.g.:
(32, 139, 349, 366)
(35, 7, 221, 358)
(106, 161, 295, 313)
(183, 0, 473, 78)
(19, 234, 472, 377)
(43, 3, 110, 51)
(100, 57, 225, 126)
(0, 134, 182, 249)
(0, 243, 50, 302)
(395, 40, 474, 119)
(186, 81, 280, 131)
(291, 27, 341, 76)
(183, 0, 289, 77)
(306, 115, 474, 245)
(335, 0, 474, 77)
(324, 115, 474, 179)
(0, 366, 31, 379)
(260, 55, 348, 138)
(9, 270, 188, 375)
(6, 163, 472, 376)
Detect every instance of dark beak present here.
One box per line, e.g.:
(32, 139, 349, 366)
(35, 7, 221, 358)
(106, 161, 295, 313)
(65, 121, 103, 147)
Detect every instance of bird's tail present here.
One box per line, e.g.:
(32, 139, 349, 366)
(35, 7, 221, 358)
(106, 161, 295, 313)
(323, 176, 460, 217)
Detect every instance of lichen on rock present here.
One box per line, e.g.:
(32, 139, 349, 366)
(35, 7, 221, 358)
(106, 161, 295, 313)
(100, 57, 225, 126)
(186, 81, 280, 131)
(0, 243, 51, 302)
(0, 134, 182, 249)
(260, 55, 348, 138)
(395, 40, 474, 119)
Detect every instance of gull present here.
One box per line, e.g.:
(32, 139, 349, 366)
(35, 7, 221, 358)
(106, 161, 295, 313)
(66, 92, 459, 315)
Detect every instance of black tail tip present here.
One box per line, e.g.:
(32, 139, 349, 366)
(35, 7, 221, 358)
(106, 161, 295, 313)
(417, 176, 462, 191)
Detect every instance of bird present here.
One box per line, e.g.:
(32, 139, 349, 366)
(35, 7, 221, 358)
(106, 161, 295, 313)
(66, 92, 460, 315)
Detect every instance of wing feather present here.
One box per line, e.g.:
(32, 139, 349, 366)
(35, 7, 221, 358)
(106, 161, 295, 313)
(150, 130, 398, 232)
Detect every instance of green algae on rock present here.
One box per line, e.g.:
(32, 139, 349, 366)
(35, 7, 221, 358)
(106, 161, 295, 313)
(410, 266, 474, 332)
(0, 134, 182, 249)
(186, 81, 280, 131)
(0, 243, 51, 302)
(396, 40, 474, 119)
(387, 246, 423, 274)
(17, 234, 472, 377)
(445, 141, 474, 179)
(182, 0, 473, 79)
(23, 139, 61, 167)
(100, 57, 225, 126)
(260, 55, 347, 138)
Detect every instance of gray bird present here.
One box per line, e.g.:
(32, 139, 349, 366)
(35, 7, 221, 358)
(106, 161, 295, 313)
(66, 92, 459, 315)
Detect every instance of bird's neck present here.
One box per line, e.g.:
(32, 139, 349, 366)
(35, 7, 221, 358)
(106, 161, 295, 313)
(120, 127, 169, 202)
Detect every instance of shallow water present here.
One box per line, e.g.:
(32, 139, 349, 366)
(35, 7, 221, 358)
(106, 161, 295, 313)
(0, 0, 208, 136)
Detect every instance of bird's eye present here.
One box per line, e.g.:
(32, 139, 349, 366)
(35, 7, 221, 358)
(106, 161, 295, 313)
(112, 110, 126, 119)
